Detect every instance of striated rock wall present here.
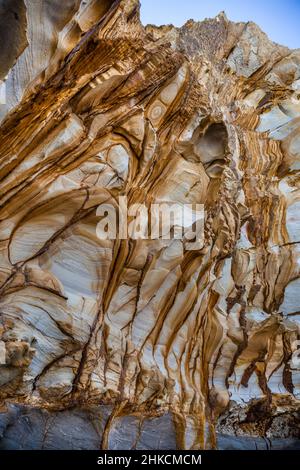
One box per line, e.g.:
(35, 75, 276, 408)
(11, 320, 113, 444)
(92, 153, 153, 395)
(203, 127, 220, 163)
(0, 0, 299, 449)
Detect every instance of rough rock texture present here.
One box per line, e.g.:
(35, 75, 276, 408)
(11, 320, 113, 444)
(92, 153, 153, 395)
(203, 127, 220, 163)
(0, 0, 300, 450)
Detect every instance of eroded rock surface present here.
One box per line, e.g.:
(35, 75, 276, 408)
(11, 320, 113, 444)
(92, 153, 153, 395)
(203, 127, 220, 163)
(0, 0, 299, 449)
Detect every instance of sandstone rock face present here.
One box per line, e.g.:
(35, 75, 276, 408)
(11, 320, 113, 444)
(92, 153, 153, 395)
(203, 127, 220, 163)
(0, 0, 299, 450)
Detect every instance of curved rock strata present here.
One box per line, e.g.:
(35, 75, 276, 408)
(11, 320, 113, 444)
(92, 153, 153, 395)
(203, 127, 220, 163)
(0, 0, 299, 450)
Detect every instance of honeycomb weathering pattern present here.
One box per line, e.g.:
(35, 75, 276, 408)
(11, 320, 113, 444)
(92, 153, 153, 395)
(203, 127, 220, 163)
(0, 0, 299, 450)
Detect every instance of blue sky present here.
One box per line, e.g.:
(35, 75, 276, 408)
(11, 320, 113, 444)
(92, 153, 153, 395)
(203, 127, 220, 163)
(140, 0, 300, 49)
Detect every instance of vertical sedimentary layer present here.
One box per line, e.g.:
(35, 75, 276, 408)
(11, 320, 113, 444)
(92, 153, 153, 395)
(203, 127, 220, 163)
(0, 0, 299, 449)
